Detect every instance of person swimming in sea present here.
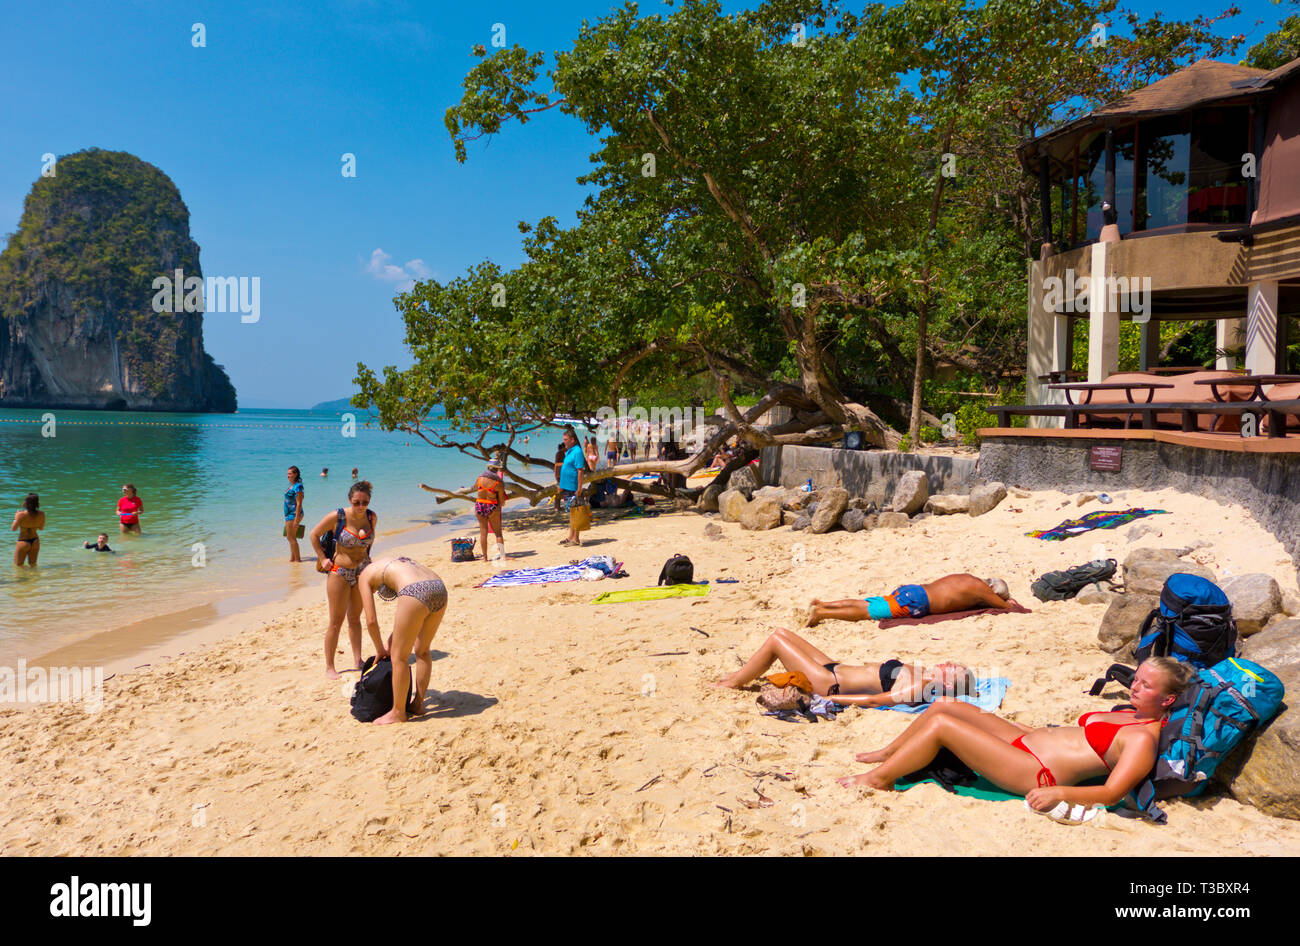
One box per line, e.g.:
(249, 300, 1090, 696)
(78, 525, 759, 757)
(713, 627, 975, 706)
(357, 554, 449, 724)
(804, 574, 1015, 627)
(84, 533, 114, 553)
(12, 493, 45, 566)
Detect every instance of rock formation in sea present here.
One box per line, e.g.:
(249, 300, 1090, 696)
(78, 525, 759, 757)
(0, 148, 237, 411)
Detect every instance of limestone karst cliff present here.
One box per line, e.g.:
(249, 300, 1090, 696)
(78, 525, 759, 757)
(0, 148, 236, 411)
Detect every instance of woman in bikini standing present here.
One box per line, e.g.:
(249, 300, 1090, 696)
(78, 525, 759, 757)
(712, 627, 975, 705)
(472, 461, 508, 561)
(837, 657, 1194, 819)
(358, 555, 449, 724)
(12, 493, 45, 566)
(311, 480, 379, 678)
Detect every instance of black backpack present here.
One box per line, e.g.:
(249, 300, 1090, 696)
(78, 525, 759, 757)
(321, 507, 375, 561)
(1031, 559, 1117, 601)
(1135, 574, 1236, 668)
(658, 553, 694, 586)
(350, 655, 416, 722)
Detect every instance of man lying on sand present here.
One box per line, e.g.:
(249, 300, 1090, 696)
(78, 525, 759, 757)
(713, 627, 975, 706)
(805, 573, 1014, 627)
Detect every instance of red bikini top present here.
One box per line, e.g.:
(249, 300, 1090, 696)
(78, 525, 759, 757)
(1077, 711, 1163, 767)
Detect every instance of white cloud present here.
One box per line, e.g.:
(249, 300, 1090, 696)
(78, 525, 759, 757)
(364, 249, 434, 290)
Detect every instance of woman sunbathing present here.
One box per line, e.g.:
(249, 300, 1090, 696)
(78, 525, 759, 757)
(712, 627, 975, 706)
(837, 657, 1194, 818)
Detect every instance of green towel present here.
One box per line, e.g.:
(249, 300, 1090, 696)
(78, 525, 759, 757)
(591, 585, 710, 604)
(897, 776, 1021, 802)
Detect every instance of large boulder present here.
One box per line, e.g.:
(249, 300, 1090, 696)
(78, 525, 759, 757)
(810, 487, 850, 534)
(848, 497, 877, 513)
(924, 494, 971, 516)
(1076, 583, 1114, 605)
(718, 489, 749, 523)
(781, 489, 816, 511)
(863, 480, 890, 509)
(840, 509, 867, 533)
(790, 515, 811, 531)
(1219, 573, 1284, 636)
(891, 471, 929, 516)
(876, 511, 910, 529)
(1097, 594, 1160, 659)
(751, 485, 785, 500)
(728, 464, 761, 497)
(1122, 549, 1215, 597)
(740, 496, 783, 531)
(1215, 623, 1300, 819)
(968, 481, 1007, 517)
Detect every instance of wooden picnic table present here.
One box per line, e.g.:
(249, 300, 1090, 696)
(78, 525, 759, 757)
(985, 398, 1300, 438)
(1193, 374, 1300, 403)
(1048, 381, 1174, 406)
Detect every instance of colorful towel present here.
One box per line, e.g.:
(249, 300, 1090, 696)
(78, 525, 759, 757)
(874, 677, 1010, 714)
(878, 602, 1032, 629)
(1027, 508, 1168, 541)
(478, 557, 609, 588)
(591, 585, 710, 604)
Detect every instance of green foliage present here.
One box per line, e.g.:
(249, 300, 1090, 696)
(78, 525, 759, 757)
(919, 424, 942, 443)
(1243, 1, 1300, 69)
(955, 400, 992, 445)
(897, 433, 913, 452)
(361, 0, 1247, 448)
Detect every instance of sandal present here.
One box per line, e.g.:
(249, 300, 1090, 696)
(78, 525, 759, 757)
(1025, 799, 1097, 825)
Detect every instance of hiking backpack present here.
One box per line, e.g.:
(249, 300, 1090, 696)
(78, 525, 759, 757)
(1031, 559, 1117, 601)
(658, 553, 694, 586)
(1135, 573, 1237, 668)
(350, 655, 415, 723)
(1120, 658, 1285, 823)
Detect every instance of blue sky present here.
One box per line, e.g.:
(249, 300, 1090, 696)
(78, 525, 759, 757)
(0, 0, 1290, 407)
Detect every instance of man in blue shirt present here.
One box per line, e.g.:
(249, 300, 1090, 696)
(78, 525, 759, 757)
(558, 426, 589, 546)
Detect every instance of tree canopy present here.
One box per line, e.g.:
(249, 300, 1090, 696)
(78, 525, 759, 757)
(357, 0, 1248, 500)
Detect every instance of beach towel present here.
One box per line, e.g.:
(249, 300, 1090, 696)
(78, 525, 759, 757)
(877, 602, 1032, 629)
(591, 585, 710, 604)
(478, 556, 614, 588)
(896, 775, 1022, 802)
(1027, 508, 1168, 541)
(874, 676, 1010, 714)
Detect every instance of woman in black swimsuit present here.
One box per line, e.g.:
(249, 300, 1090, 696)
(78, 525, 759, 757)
(712, 627, 975, 706)
(12, 493, 45, 566)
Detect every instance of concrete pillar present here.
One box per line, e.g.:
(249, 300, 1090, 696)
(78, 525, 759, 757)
(1027, 259, 1053, 408)
(1245, 281, 1280, 375)
(1216, 318, 1243, 370)
(1088, 240, 1119, 382)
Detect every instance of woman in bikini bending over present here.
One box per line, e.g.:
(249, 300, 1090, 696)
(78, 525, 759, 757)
(358, 555, 449, 724)
(311, 480, 378, 678)
(712, 627, 975, 706)
(838, 657, 1194, 818)
(12, 493, 45, 566)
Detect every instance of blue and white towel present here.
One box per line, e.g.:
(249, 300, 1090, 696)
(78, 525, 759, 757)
(478, 556, 616, 588)
(874, 677, 1010, 714)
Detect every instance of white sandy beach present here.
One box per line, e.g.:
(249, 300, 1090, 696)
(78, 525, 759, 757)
(2, 484, 1299, 856)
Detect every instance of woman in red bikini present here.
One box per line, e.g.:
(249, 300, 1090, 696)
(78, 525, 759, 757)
(838, 657, 1194, 818)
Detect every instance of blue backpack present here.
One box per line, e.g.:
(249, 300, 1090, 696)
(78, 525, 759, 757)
(1135, 573, 1236, 668)
(1127, 657, 1285, 823)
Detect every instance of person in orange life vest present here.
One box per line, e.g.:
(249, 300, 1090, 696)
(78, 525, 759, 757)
(473, 461, 509, 561)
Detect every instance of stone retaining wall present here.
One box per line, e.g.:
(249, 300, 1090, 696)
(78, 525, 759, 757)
(759, 445, 980, 496)
(979, 435, 1300, 585)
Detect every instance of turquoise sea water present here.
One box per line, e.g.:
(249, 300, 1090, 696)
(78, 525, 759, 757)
(0, 407, 551, 661)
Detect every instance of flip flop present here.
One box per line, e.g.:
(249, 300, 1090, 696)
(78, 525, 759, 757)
(1025, 798, 1097, 825)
